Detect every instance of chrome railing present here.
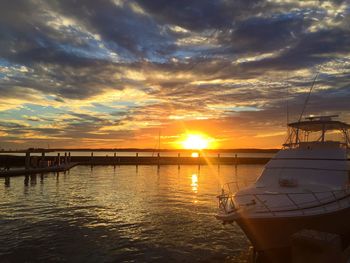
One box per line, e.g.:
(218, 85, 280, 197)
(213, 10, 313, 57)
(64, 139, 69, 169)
(217, 182, 350, 216)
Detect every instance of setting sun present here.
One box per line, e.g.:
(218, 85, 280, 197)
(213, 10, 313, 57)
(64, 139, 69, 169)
(182, 134, 210, 150)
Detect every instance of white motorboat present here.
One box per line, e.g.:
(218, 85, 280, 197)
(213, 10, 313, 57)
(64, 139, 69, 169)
(216, 115, 350, 260)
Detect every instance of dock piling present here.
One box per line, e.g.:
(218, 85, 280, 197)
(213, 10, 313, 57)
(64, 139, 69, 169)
(198, 152, 201, 170)
(25, 152, 30, 170)
(5, 176, 10, 187)
(24, 175, 29, 186)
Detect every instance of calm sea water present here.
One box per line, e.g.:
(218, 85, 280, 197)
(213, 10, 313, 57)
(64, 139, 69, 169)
(0, 164, 263, 263)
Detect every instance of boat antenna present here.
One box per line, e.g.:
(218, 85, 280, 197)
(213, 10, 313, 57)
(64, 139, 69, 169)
(298, 73, 318, 122)
(294, 73, 318, 144)
(286, 88, 289, 125)
(286, 74, 290, 126)
(286, 83, 290, 144)
(158, 129, 161, 153)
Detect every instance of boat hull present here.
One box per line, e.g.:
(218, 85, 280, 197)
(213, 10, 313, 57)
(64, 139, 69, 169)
(235, 206, 350, 252)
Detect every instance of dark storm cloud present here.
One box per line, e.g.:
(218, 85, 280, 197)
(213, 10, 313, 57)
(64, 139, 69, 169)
(136, 0, 279, 31)
(0, 0, 346, 65)
(0, 0, 92, 66)
(53, 0, 176, 59)
(242, 28, 350, 71)
(1, 0, 350, 147)
(0, 62, 115, 99)
(0, 0, 348, 87)
(137, 0, 232, 30)
(227, 13, 310, 53)
(297, 83, 350, 114)
(0, 0, 175, 74)
(0, 122, 27, 129)
(233, 74, 350, 128)
(68, 112, 110, 123)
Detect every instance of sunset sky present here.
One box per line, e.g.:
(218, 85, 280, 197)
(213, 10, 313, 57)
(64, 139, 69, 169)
(0, 0, 350, 149)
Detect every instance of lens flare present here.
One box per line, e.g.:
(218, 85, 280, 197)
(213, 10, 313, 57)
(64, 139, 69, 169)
(182, 134, 209, 150)
(191, 152, 199, 158)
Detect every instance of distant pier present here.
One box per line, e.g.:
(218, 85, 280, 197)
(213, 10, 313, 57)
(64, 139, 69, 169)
(0, 162, 77, 177)
(74, 155, 270, 165)
(0, 150, 273, 177)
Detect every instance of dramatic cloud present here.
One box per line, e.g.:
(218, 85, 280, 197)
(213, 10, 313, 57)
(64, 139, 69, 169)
(0, 0, 349, 149)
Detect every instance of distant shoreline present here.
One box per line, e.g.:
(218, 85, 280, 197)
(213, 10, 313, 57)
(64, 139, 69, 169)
(0, 148, 279, 153)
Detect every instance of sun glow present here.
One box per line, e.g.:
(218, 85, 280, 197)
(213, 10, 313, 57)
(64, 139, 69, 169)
(191, 152, 199, 157)
(182, 134, 210, 150)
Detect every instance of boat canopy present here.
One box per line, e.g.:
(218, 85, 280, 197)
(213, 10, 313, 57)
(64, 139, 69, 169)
(284, 115, 350, 148)
(288, 120, 350, 132)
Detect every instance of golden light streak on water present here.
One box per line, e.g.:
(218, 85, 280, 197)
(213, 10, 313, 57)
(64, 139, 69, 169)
(0, 164, 263, 262)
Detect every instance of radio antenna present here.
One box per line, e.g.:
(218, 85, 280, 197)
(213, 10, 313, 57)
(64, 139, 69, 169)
(286, 74, 290, 126)
(298, 73, 319, 122)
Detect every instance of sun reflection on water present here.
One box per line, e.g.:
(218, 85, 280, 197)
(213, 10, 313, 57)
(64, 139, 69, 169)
(191, 173, 198, 193)
(0, 165, 265, 262)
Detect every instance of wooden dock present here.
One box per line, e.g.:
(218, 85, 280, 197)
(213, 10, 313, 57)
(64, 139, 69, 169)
(73, 156, 271, 165)
(0, 153, 271, 177)
(0, 162, 78, 177)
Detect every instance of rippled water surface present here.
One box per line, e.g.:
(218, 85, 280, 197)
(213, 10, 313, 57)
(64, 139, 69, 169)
(0, 164, 263, 263)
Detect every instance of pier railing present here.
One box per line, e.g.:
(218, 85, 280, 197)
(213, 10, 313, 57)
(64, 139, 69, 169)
(218, 182, 350, 216)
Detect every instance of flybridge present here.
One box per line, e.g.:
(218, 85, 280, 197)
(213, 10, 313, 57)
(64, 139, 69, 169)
(289, 115, 350, 131)
(284, 115, 350, 148)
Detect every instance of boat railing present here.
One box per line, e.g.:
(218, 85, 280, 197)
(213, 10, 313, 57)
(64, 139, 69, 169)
(217, 183, 350, 216)
(283, 141, 349, 149)
(222, 180, 257, 193)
